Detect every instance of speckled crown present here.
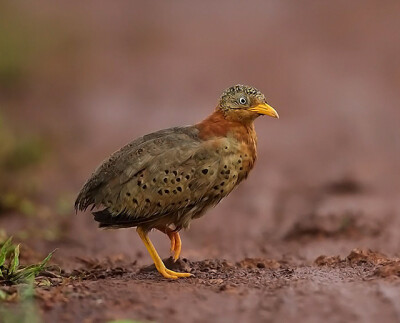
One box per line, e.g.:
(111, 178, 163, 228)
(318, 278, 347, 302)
(219, 84, 265, 109)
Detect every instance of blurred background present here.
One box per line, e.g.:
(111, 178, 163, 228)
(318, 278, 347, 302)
(1, 0, 400, 270)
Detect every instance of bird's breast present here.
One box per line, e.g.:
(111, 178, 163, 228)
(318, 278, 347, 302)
(196, 110, 258, 193)
(216, 136, 257, 189)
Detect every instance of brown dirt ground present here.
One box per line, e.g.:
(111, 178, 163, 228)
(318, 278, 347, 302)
(1, 1, 400, 322)
(32, 250, 400, 323)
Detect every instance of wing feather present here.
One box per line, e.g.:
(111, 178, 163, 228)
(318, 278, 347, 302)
(75, 126, 224, 224)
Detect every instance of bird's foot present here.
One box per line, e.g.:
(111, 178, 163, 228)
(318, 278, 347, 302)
(137, 227, 191, 279)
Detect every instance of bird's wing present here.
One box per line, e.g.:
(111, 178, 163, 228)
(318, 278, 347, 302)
(75, 126, 226, 222)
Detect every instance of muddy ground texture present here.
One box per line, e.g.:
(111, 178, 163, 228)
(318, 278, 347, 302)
(1, 1, 400, 322)
(6, 242, 400, 322)
(46, 250, 400, 323)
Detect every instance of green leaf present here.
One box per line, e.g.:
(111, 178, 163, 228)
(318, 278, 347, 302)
(10, 267, 37, 283)
(37, 249, 55, 269)
(10, 249, 55, 283)
(0, 236, 13, 267)
(9, 244, 20, 274)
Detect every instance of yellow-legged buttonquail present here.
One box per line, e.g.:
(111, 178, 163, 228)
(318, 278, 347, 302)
(75, 84, 279, 279)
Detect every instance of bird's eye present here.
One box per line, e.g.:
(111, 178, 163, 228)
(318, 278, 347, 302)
(238, 97, 247, 105)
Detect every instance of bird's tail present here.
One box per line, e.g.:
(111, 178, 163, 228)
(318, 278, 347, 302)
(93, 209, 139, 229)
(92, 208, 164, 229)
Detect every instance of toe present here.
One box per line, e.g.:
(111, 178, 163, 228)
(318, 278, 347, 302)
(159, 269, 178, 279)
(165, 268, 193, 278)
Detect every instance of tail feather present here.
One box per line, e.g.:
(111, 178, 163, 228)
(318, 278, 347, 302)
(93, 209, 138, 228)
(92, 208, 165, 229)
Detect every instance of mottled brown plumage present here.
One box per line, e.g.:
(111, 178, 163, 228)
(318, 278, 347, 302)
(75, 84, 279, 279)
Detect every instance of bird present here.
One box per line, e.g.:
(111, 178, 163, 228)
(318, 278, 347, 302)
(75, 84, 279, 279)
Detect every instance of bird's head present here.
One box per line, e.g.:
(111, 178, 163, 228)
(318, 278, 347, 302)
(218, 84, 279, 122)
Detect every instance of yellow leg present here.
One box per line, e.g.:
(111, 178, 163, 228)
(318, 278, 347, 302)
(166, 231, 182, 262)
(137, 227, 192, 279)
(168, 232, 176, 254)
(157, 228, 182, 262)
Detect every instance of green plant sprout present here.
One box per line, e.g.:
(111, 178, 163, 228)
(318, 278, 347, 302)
(0, 237, 54, 284)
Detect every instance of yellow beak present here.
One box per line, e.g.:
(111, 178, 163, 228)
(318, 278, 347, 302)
(249, 103, 279, 118)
